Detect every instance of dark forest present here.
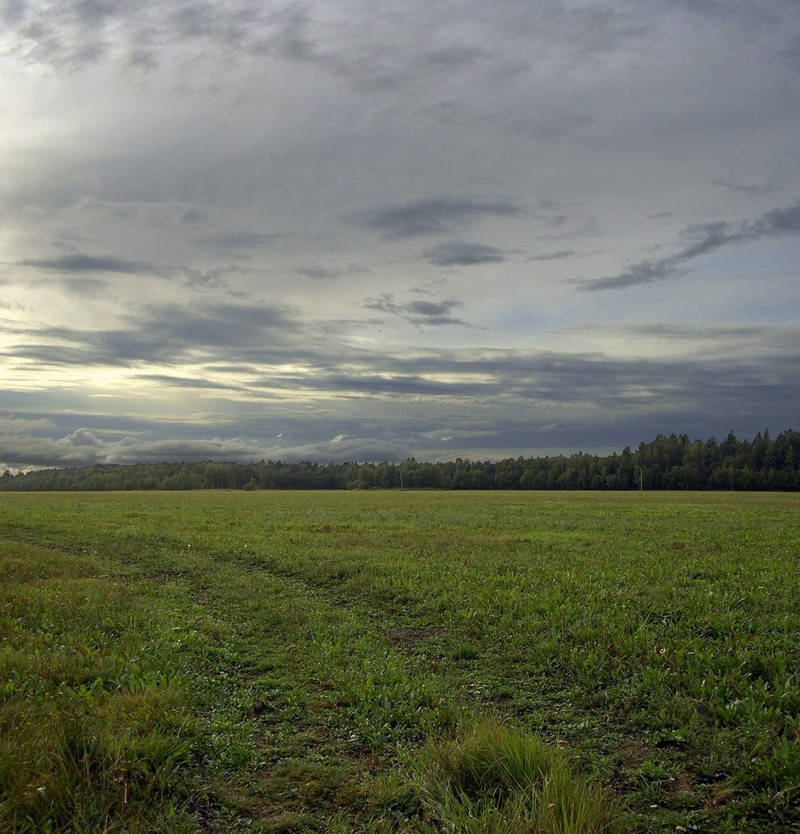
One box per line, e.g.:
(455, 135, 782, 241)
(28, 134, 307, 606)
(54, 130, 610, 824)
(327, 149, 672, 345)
(3, 430, 798, 492)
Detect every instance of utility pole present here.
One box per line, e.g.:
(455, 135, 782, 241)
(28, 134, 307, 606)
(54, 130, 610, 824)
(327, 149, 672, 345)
(400, 470, 404, 490)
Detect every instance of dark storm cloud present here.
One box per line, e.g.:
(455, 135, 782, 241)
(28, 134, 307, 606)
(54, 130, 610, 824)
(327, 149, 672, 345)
(423, 242, 506, 266)
(364, 293, 468, 326)
(581, 199, 800, 291)
(349, 197, 523, 239)
(17, 254, 156, 274)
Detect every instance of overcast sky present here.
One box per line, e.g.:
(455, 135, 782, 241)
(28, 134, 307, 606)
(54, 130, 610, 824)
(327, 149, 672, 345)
(1, 0, 799, 470)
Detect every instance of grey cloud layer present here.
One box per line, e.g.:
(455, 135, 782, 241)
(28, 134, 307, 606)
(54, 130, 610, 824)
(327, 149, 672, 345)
(295, 264, 369, 280)
(194, 231, 284, 254)
(17, 254, 156, 274)
(364, 294, 468, 326)
(6, 0, 799, 99)
(0, 417, 410, 468)
(350, 198, 522, 239)
(6, 301, 299, 367)
(582, 201, 800, 291)
(6, 293, 798, 406)
(3, 326, 798, 468)
(526, 250, 576, 262)
(4, 0, 272, 70)
(423, 242, 506, 266)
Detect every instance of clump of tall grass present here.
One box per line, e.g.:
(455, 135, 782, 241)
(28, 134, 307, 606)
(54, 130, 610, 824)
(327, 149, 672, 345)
(417, 718, 623, 833)
(0, 694, 195, 833)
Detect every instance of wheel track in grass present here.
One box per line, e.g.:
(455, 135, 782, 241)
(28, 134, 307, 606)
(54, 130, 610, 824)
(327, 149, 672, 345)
(0, 523, 462, 831)
(1, 514, 629, 830)
(0, 514, 751, 833)
(0, 522, 686, 831)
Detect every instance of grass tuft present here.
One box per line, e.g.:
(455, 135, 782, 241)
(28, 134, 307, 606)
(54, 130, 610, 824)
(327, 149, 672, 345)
(417, 718, 623, 833)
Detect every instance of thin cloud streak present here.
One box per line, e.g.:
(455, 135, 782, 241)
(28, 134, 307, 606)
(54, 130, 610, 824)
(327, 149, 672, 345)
(350, 197, 523, 239)
(17, 254, 156, 274)
(423, 241, 506, 266)
(580, 200, 800, 291)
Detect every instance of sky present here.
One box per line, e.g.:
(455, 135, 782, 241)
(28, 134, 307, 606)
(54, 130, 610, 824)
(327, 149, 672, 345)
(1, 0, 799, 470)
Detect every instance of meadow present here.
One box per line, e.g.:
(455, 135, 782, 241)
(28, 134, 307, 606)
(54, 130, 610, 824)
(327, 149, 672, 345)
(0, 490, 798, 833)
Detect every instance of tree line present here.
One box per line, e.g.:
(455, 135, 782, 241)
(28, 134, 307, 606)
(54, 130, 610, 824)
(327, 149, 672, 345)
(2, 430, 799, 492)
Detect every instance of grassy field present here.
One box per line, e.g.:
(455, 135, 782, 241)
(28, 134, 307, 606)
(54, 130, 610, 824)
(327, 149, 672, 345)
(1, 490, 798, 833)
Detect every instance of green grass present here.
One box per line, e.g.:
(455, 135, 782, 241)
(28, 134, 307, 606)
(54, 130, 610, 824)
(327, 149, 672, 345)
(0, 490, 798, 832)
(0, 540, 199, 832)
(417, 718, 622, 833)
